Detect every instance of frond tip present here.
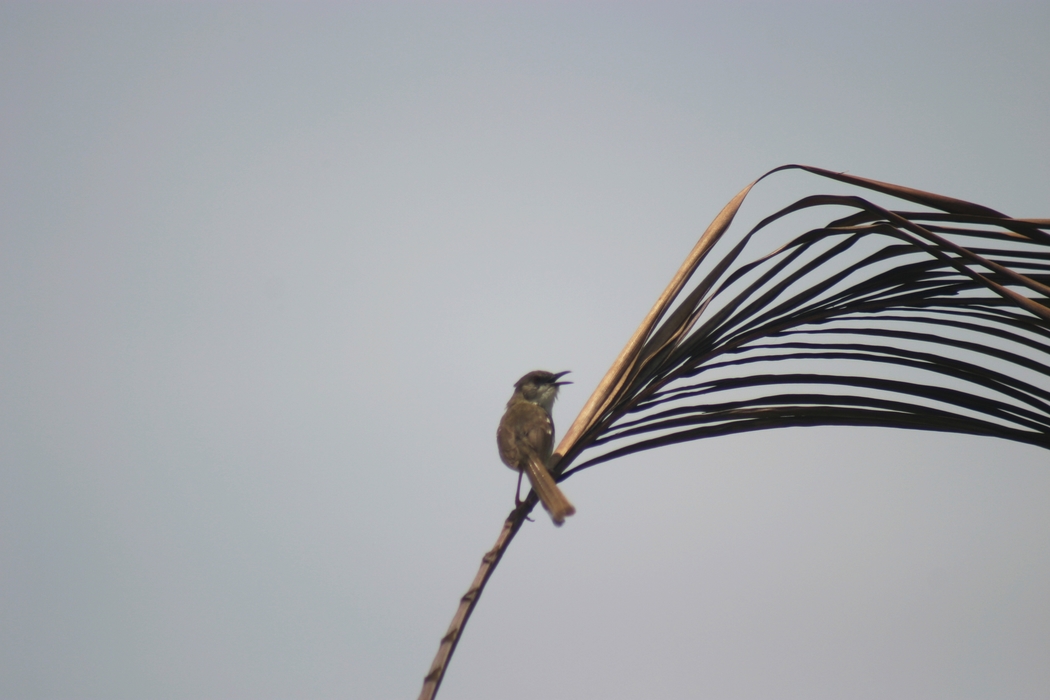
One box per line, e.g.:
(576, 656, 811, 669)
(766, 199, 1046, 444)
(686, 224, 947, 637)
(553, 165, 1050, 476)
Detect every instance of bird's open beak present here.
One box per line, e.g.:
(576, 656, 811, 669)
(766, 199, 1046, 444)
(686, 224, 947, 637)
(553, 370, 572, 385)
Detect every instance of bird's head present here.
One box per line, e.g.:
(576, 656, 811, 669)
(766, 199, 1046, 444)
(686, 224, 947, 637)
(512, 370, 571, 413)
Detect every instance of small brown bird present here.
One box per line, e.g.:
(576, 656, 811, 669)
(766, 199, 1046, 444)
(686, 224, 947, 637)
(496, 370, 576, 525)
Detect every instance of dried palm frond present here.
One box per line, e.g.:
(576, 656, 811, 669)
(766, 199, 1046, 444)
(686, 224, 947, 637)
(418, 165, 1050, 700)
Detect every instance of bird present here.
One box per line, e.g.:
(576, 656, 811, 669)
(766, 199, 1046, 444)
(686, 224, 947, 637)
(496, 370, 576, 525)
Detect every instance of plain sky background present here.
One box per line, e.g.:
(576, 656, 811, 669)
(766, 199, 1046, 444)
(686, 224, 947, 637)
(2, 3, 1049, 699)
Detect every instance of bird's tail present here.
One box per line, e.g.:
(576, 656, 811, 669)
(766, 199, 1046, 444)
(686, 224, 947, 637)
(525, 455, 576, 526)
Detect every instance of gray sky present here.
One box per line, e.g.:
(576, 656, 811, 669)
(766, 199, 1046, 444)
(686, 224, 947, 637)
(2, 3, 1049, 699)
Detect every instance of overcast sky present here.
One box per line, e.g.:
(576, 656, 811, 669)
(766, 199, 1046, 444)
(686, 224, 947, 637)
(2, 3, 1049, 699)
